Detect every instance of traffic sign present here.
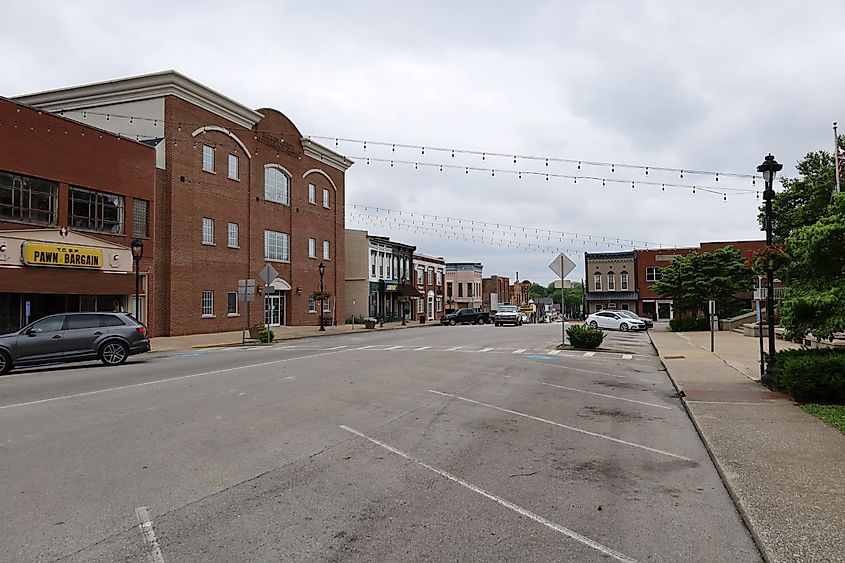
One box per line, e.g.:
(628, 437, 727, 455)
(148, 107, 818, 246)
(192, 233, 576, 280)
(258, 263, 279, 285)
(549, 253, 576, 279)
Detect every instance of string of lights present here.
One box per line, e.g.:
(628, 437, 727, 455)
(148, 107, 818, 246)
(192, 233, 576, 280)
(348, 205, 667, 247)
(345, 156, 752, 199)
(5, 108, 762, 189)
(346, 213, 590, 254)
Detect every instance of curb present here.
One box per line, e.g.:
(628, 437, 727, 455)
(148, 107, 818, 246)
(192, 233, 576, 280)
(151, 321, 440, 353)
(647, 330, 772, 563)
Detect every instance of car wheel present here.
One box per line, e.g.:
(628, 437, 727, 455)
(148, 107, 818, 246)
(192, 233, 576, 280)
(589, 321, 598, 329)
(449, 319, 456, 326)
(0, 350, 11, 376)
(100, 341, 129, 366)
(620, 323, 629, 332)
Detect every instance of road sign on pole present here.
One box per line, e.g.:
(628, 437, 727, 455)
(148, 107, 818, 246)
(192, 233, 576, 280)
(549, 253, 575, 346)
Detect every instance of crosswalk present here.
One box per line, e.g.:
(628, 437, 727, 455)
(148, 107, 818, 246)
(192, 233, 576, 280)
(213, 343, 642, 360)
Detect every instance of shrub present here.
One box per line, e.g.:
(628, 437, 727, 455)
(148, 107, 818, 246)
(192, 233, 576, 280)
(669, 317, 711, 332)
(567, 325, 605, 349)
(258, 327, 275, 344)
(772, 348, 845, 403)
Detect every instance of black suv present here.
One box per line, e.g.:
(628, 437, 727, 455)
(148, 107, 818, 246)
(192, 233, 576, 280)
(0, 312, 150, 376)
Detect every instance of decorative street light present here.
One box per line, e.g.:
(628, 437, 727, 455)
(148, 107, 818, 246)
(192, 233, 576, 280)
(318, 262, 326, 332)
(757, 153, 783, 386)
(130, 239, 144, 321)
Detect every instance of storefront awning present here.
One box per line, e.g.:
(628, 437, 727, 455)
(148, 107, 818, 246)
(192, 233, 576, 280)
(398, 284, 424, 298)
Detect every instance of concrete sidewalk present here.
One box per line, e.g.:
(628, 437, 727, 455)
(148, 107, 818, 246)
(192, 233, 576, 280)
(650, 327, 844, 563)
(149, 320, 436, 353)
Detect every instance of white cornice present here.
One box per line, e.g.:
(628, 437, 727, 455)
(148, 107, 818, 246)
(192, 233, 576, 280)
(301, 138, 354, 172)
(13, 70, 264, 129)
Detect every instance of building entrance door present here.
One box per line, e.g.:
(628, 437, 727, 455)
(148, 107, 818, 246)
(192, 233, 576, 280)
(264, 294, 285, 326)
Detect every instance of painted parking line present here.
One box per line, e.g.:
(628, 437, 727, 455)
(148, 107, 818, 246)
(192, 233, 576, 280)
(501, 375, 672, 410)
(340, 425, 639, 563)
(428, 390, 690, 461)
(134, 506, 165, 563)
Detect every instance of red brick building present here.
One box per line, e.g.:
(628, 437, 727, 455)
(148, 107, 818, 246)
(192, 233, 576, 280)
(15, 71, 352, 336)
(636, 241, 765, 320)
(0, 97, 155, 334)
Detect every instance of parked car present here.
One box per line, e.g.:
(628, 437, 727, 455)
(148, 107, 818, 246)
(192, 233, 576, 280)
(493, 305, 522, 326)
(585, 311, 646, 332)
(615, 309, 653, 329)
(0, 312, 151, 376)
(440, 308, 491, 326)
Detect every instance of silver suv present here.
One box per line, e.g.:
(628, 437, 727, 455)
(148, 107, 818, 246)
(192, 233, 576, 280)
(0, 312, 150, 376)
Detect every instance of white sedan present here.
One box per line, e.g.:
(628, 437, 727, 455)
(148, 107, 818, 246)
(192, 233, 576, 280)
(585, 311, 646, 331)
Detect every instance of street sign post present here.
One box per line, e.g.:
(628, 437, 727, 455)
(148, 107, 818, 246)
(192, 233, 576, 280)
(550, 253, 576, 346)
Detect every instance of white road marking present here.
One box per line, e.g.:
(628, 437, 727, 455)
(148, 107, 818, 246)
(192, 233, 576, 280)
(428, 390, 690, 461)
(134, 506, 165, 563)
(501, 375, 672, 410)
(478, 347, 494, 353)
(512, 349, 526, 354)
(0, 350, 348, 412)
(384, 346, 403, 350)
(340, 425, 639, 563)
(415, 346, 431, 351)
(445, 346, 462, 351)
(548, 350, 561, 355)
(583, 352, 596, 357)
(621, 354, 634, 360)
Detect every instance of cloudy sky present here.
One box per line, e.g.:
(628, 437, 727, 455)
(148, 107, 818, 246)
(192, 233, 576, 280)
(4, 1, 843, 283)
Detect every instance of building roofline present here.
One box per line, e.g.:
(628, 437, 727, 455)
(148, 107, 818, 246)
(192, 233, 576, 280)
(12, 70, 264, 129)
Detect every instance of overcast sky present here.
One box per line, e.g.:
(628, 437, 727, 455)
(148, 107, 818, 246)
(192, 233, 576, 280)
(4, 1, 843, 284)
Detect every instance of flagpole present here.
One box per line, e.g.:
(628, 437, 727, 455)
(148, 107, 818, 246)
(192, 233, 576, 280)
(835, 121, 841, 194)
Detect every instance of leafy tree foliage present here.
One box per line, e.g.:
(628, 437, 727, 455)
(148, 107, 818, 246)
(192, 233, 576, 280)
(778, 194, 845, 339)
(652, 247, 754, 317)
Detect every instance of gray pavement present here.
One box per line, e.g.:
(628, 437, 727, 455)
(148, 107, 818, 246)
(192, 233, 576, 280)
(649, 327, 845, 563)
(1, 323, 760, 561)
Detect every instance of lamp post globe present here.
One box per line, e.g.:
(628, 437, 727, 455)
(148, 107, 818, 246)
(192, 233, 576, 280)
(318, 262, 326, 332)
(130, 239, 144, 321)
(756, 154, 782, 386)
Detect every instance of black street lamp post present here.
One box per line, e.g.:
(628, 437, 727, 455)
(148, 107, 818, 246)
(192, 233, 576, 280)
(130, 239, 144, 321)
(757, 154, 783, 386)
(318, 262, 326, 332)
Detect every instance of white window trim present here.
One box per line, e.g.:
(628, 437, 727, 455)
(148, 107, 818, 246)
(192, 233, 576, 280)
(202, 217, 215, 246)
(202, 145, 215, 173)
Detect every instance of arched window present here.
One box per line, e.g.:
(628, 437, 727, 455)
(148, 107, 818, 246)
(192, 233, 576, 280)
(607, 271, 615, 291)
(620, 271, 629, 290)
(594, 272, 602, 291)
(265, 166, 290, 205)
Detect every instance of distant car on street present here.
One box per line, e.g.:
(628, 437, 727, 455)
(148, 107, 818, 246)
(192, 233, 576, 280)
(440, 308, 491, 326)
(0, 312, 150, 376)
(585, 311, 646, 332)
(493, 305, 522, 326)
(615, 309, 654, 329)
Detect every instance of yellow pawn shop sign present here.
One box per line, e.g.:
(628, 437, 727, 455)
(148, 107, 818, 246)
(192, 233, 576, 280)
(24, 242, 103, 269)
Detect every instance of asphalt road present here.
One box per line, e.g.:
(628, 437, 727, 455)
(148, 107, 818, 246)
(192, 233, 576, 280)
(0, 323, 761, 562)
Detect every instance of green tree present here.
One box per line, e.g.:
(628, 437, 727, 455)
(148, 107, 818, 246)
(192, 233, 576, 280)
(528, 283, 547, 298)
(760, 139, 842, 242)
(652, 247, 754, 317)
(778, 194, 845, 339)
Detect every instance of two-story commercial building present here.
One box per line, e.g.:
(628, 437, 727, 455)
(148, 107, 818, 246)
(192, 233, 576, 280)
(15, 71, 352, 335)
(0, 97, 155, 334)
(413, 253, 446, 322)
(584, 251, 638, 314)
(445, 262, 483, 311)
(345, 229, 420, 322)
